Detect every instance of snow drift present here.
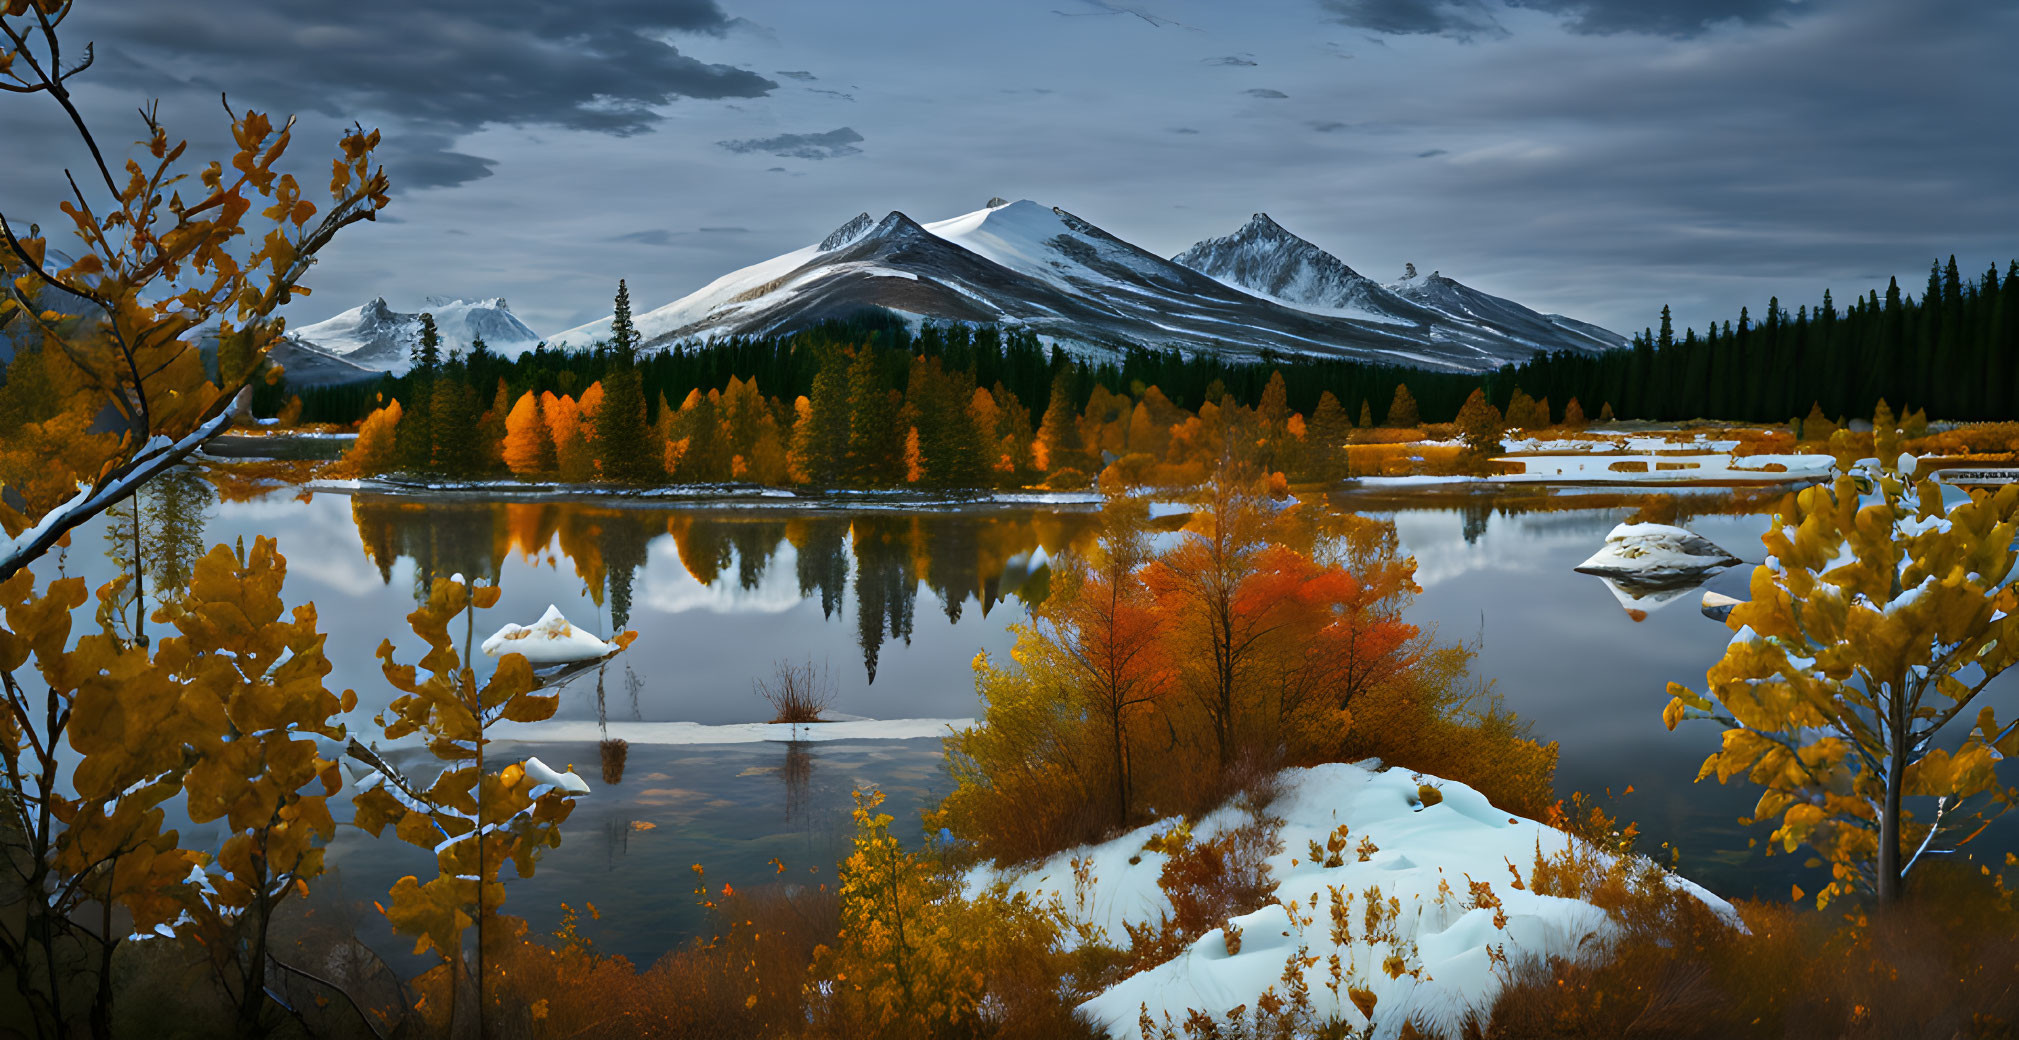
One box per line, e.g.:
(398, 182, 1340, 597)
(971, 762, 1732, 1039)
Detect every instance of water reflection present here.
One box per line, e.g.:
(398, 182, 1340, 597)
(344, 496, 1104, 687)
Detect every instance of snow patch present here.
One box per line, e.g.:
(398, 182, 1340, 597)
(481, 605, 615, 665)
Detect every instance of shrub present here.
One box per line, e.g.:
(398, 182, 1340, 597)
(754, 657, 835, 723)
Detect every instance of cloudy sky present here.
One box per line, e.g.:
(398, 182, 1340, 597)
(3, 0, 2013, 339)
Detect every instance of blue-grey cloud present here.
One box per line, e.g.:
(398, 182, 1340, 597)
(379, 135, 501, 191)
(1244, 88, 1291, 98)
(72, 0, 776, 137)
(720, 128, 866, 160)
(613, 227, 751, 245)
(775, 70, 818, 80)
(807, 88, 857, 101)
(1511, 0, 1819, 36)
(1170, 126, 1202, 134)
(1417, 148, 1449, 158)
(1205, 54, 1260, 66)
(1317, 0, 1507, 40)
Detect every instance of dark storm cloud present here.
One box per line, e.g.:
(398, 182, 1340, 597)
(75, 0, 776, 137)
(1509, 0, 1818, 36)
(1322, 0, 1827, 39)
(1244, 88, 1291, 98)
(718, 127, 865, 160)
(1315, 0, 1507, 40)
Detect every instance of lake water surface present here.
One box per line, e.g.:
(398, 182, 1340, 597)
(47, 471, 2008, 965)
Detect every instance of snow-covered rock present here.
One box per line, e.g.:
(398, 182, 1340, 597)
(972, 763, 1732, 1039)
(1700, 590, 1744, 622)
(481, 605, 615, 665)
(1573, 523, 1740, 586)
(522, 756, 592, 794)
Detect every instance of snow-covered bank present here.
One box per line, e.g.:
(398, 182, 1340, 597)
(972, 763, 1732, 1039)
(489, 717, 970, 745)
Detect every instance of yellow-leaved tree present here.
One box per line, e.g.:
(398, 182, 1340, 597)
(812, 788, 1071, 1040)
(2, 3, 386, 1034)
(349, 576, 632, 1037)
(1667, 436, 2019, 906)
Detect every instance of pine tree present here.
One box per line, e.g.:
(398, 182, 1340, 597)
(610, 277, 638, 363)
(1357, 399, 1373, 429)
(845, 346, 901, 486)
(791, 343, 852, 486)
(1385, 384, 1419, 428)
(429, 360, 481, 476)
(596, 364, 657, 483)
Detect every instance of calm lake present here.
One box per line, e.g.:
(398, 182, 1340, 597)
(49, 469, 1998, 966)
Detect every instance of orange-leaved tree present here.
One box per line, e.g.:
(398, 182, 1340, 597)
(1037, 476, 1171, 826)
(350, 576, 633, 1037)
(1667, 440, 2019, 906)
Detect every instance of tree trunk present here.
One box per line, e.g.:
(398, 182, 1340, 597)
(1877, 699, 1908, 904)
(1111, 710, 1129, 827)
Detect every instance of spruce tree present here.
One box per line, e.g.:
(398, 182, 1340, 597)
(1036, 371, 1084, 475)
(395, 314, 444, 471)
(596, 279, 658, 482)
(429, 358, 481, 476)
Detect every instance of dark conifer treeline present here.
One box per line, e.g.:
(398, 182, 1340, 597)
(1497, 257, 2019, 422)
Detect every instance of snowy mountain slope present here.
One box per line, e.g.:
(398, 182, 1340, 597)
(1173, 215, 1625, 358)
(284, 297, 542, 378)
(1387, 265, 1626, 354)
(552, 201, 1623, 372)
(1170, 213, 1428, 325)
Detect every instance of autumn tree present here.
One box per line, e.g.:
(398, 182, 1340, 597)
(337, 397, 402, 477)
(1035, 370, 1085, 476)
(1562, 396, 1587, 431)
(1303, 390, 1352, 483)
(350, 576, 632, 1037)
(501, 390, 554, 475)
(1666, 444, 2019, 906)
(814, 789, 1069, 1039)
(1454, 387, 1505, 468)
(0, 6, 388, 580)
(1384, 384, 1419, 428)
(1038, 479, 1168, 825)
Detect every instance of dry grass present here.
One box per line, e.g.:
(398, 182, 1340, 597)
(1473, 849, 2019, 1040)
(754, 658, 835, 724)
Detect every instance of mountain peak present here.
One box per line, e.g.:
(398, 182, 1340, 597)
(1241, 212, 1292, 237)
(819, 212, 875, 251)
(985, 196, 1010, 209)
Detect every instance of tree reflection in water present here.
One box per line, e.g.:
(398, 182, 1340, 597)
(344, 497, 1103, 684)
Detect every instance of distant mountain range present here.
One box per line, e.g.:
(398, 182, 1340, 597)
(272, 200, 1624, 383)
(272, 297, 541, 381)
(548, 200, 1624, 372)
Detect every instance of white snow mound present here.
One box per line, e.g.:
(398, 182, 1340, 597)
(972, 763, 1733, 1039)
(1572, 523, 1740, 586)
(522, 756, 591, 794)
(481, 605, 615, 665)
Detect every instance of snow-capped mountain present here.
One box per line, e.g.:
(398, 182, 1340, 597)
(275, 296, 542, 380)
(549, 200, 1624, 372)
(1170, 213, 1429, 326)
(1385, 263, 1625, 355)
